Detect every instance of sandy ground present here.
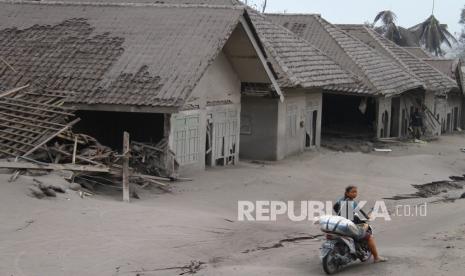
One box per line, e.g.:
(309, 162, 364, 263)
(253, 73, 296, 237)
(1, 134, 465, 276)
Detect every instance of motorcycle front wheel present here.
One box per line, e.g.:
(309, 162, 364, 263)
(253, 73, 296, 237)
(322, 251, 339, 275)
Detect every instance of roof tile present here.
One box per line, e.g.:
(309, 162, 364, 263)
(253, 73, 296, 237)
(266, 14, 424, 96)
(0, 2, 243, 107)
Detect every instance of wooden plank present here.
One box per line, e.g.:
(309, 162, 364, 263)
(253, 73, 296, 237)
(0, 116, 62, 131)
(131, 141, 164, 153)
(0, 148, 15, 157)
(0, 104, 54, 118)
(122, 131, 130, 203)
(0, 135, 35, 147)
(0, 123, 43, 135)
(131, 173, 171, 182)
(72, 136, 78, 164)
(0, 111, 66, 127)
(0, 161, 110, 172)
(3, 97, 72, 111)
(48, 147, 104, 166)
(0, 100, 73, 116)
(0, 129, 35, 140)
(22, 118, 81, 157)
(0, 142, 27, 153)
(0, 84, 29, 98)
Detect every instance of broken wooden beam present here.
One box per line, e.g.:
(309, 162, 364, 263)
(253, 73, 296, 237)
(131, 173, 171, 182)
(0, 84, 29, 98)
(0, 161, 110, 173)
(22, 118, 81, 157)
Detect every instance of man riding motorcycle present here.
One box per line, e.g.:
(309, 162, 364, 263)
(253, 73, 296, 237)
(333, 185, 388, 263)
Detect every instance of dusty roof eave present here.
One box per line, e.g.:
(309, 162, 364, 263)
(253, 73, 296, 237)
(239, 14, 284, 102)
(66, 103, 179, 113)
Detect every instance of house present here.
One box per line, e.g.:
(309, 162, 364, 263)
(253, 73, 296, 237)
(421, 57, 463, 132)
(266, 14, 425, 140)
(0, 0, 286, 172)
(239, 10, 356, 160)
(333, 26, 460, 135)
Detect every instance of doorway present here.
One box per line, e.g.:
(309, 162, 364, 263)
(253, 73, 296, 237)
(447, 113, 452, 132)
(390, 97, 400, 137)
(305, 109, 318, 148)
(322, 94, 376, 138)
(453, 107, 459, 130)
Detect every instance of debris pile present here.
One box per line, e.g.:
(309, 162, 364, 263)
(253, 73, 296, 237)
(28, 178, 66, 199)
(0, 85, 182, 200)
(130, 139, 179, 179)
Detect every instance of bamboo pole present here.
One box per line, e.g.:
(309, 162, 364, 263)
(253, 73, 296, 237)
(122, 131, 130, 203)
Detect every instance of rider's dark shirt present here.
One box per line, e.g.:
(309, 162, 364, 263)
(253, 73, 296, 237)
(333, 197, 369, 224)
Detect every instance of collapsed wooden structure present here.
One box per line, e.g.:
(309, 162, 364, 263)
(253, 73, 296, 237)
(0, 85, 180, 201)
(0, 85, 79, 158)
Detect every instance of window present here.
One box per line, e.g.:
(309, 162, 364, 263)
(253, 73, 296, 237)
(287, 104, 298, 137)
(173, 115, 200, 165)
(240, 115, 252, 135)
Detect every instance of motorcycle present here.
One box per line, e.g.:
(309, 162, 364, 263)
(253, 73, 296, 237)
(318, 216, 372, 274)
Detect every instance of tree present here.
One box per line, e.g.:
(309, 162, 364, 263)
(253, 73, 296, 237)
(240, 0, 267, 13)
(261, 0, 267, 13)
(409, 0, 457, 56)
(409, 15, 457, 56)
(373, 10, 402, 43)
(451, 5, 465, 58)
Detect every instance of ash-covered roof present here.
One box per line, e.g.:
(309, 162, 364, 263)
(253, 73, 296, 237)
(40, 0, 242, 5)
(402, 47, 432, 59)
(266, 14, 424, 96)
(248, 10, 356, 89)
(0, 1, 244, 108)
(422, 59, 458, 80)
(336, 24, 458, 95)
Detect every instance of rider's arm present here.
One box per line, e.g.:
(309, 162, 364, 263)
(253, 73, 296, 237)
(333, 202, 340, 215)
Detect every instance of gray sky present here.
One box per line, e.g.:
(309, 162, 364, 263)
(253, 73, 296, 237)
(245, 0, 464, 36)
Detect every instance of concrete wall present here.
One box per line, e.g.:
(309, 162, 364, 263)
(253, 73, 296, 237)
(277, 88, 322, 160)
(433, 93, 462, 133)
(278, 90, 306, 158)
(240, 97, 279, 160)
(376, 97, 391, 138)
(240, 89, 322, 161)
(186, 51, 241, 108)
(446, 93, 462, 132)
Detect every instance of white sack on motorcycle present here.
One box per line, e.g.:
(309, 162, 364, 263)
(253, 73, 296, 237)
(318, 215, 364, 239)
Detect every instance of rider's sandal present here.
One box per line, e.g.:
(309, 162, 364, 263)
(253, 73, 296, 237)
(374, 257, 388, 263)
